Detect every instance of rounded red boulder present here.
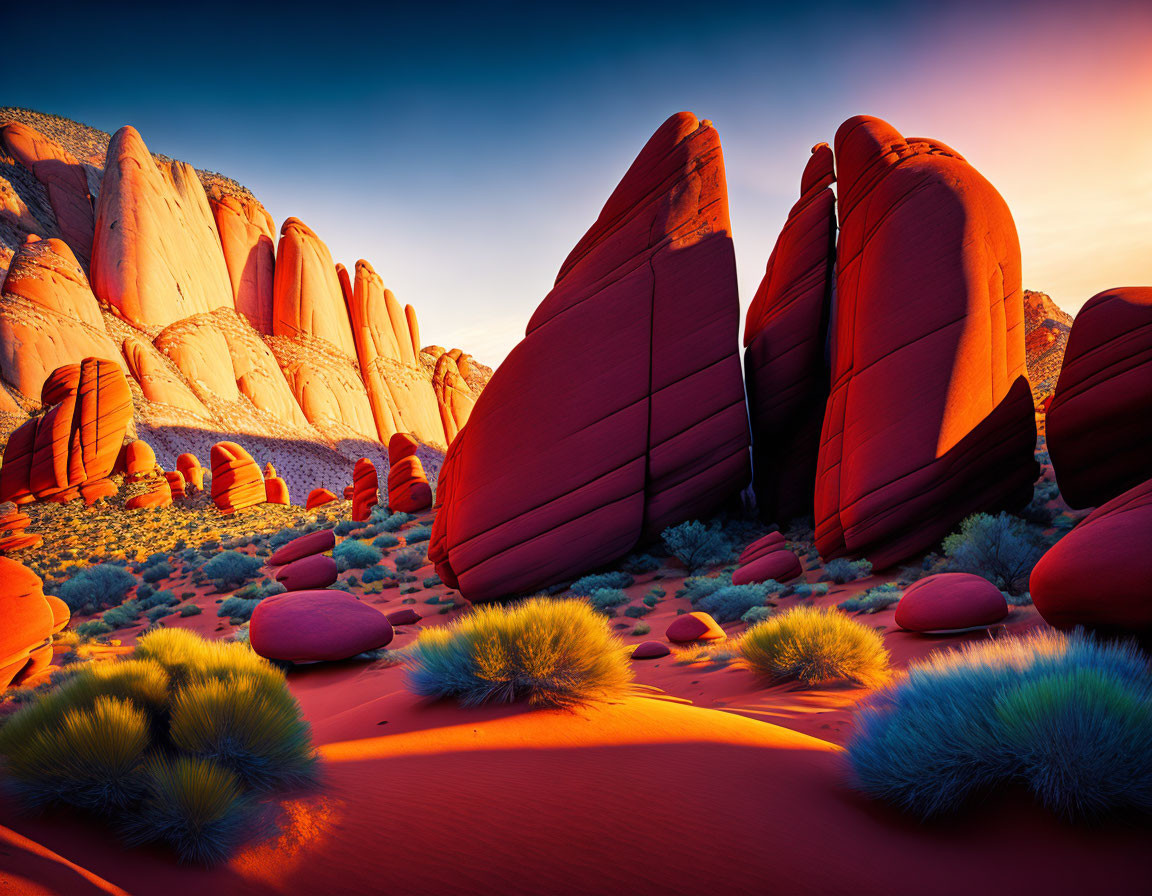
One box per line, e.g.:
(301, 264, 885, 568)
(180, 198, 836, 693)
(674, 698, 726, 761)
(894, 573, 1008, 633)
(666, 612, 726, 643)
(249, 591, 394, 663)
(386, 607, 422, 626)
(210, 441, 265, 513)
(1030, 478, 1152, 633)
(738, 531, 786, 566)
(274, 555, 338, 592)
(268, 528, 336, 567)
(632, 640, 671, 660)
(733, 549, 803, 586)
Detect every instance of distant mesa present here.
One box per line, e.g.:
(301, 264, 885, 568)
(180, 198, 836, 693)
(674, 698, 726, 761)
(430, 112, 751, 601)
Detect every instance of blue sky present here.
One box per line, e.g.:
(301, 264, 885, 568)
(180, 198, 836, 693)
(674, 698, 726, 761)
(4, 0, 1150, 364)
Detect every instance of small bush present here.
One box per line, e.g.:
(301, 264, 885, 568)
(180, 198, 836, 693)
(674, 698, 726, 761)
(631, 622, 651, 636)
(569, 571, 635, 595)
(179, 605, 202, 617)
(102, 600, 144, 629)
(139, 589, 179, 611)
(624, 604, 651, 619)
(142, 562, 174, 584)
(622, 553, 662, 574)
(333, 539, 383, 571)
(407, 597, 632, 707)
(423, 575, 442, 588)
(848, 631, 1152, 821)
(334, 520, 363, 536)
(371, 509, 414, 531)
(75, 620, 113, 638)
(587, 588, 630, 614)
(838, 583, 902, 614)
(372, 533, 400, 550)
(57, 564, 139, 614)
(405, 526, 432, 544)
(217, 596, 261, 622)
(202, 552, 263, 591)
(741, 606, 774, 625)
(121, 756, 249, 865)
(697, 583, 772, 623)
(820, 558, 872, 584)
(361, 564, 394, 584)
(393, 549, 424, 572)
(792, 582, 830, 598)
(678, 574, 732, 605)
(942, 512, 1046, 594)
(738, 606, 891, 687)
(661, 521, 732, 572)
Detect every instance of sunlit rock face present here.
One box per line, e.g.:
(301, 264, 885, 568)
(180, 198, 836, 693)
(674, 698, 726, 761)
(91, 126, 233, 329)
(812, 115, 1037, 570)
(430, 111, 751, 601)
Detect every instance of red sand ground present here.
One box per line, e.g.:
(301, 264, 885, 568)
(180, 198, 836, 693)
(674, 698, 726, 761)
(1, 497, 1146, 894)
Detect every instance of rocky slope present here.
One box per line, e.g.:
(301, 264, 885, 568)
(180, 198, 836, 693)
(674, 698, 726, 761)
(0, 108, 491, 497)
(1023, 289, 1073, 406)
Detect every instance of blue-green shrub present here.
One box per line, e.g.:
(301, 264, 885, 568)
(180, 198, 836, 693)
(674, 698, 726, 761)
(57, 565, 138, 614)
(661, 521, 733, 572)
(821, 558, 872, 584)
(202, 552, 263, 591)
(942, 512, 1046, 594)
(333, 539, 382, 570)
(570, 571, 635, 595)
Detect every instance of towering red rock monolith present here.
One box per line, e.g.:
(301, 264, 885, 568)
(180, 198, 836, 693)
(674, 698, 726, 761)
(743, 144, 837, 522)
(1045, 287, 1152, 509)
(431, 352, 475, 445)
(90, 126, 233, 329)
(429, 112, 751, 601)
(0, 122, 95, 263)
(272, 218, 357, 356)
(812, 116, 1037, 570)
(210, 441, 265, 513)
(209, 188, 276, 334)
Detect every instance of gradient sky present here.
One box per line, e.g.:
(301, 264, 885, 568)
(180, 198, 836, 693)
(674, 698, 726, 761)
(4, 0, 1149, 364)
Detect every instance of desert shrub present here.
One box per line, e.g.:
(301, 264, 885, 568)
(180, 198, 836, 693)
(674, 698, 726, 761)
(406, 597, 632, 707)
(405, 526, 432, 544)
(75, 620, 113, 638)
(102, 599, 144, 629)
(586, 588, 629, 614)
(168, 676, 315, 789)
(624, 604, 651, 619)
(57, 564, 139, 614)
(570, 571, 635, 595)
(372, 533, 400, 549)
(678, 574, 732, 605)
(661, 521, 733, 572)
(838, 583, 902, 614)
(142, 562, 174, 584)
(792, 582, 830, 598)
(848, 631, 1152, 821)
(741, 606, 774, 625)
(622, 553, 662, 575)
(942, 512, 1046, 594)
(333, 539, 383, 570)
(631, 622, 651, 636)
(268, 527, 304, 550)
(139, 589, 179, 610)
(696, 583, 773, 623)
(423, 575, 442, 588)
(361, 564, 394, 584)
(1005, 591, 1033, 606)
(371, 509, 414, 531)
(179, 605, 202, 617)
(145, 606, 173, 624)
(393, 548, 424, 572)
(334, 520, 363, 536)
(217, 596, 261, 622)
(121, 756, 249, 865)
(820, 558, 873, 584)
(738, 606, 891, 687)
(202, 552, 262, 591)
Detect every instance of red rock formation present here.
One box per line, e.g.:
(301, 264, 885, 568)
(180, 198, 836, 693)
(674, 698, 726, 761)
(737, 531, 786, 566)
(306, 487, 337, 510)
(336, 262, 353, 309)
(632, 640, 671, 659)
(176, 452, 204, 491)
(0, 122, 95, 263)
(1045, 287, 1152, 509)
(386, 433, 432, 514)
(126, 472, 172, 510)
(0, 507, 40, 554)
(431, 352, 475, 445)
(429, 113, 750, 601)
(0, 236, 123, 402)
(1030, 477, 1152, 633)
(121, 336, 209, 417)
(123, 439, 156, 481)
(1023, 290, 1073, 406)
(274, 555, 338, 591)
(666, 611, 726, 643)
(272, 218, 357, 356)
(743, 144, 836, 522)
(732, 548, 803, 586)
(352, 458, 378, 522)
(90, 126, 232, 328)
(386, 607, 421, 626)
(210, 441, 265, 513)
(209, 188, 275, 333)
(894, 573, 1008, 632)
(267, 528, 335, 567)
(0, 558, 58, 690)
(813, 116, 1037, 570)
(164, 470, 186, 499)
(0, 358, 131, 505)
(265, 475, 289, 506)
(249, 591, 393, 663)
